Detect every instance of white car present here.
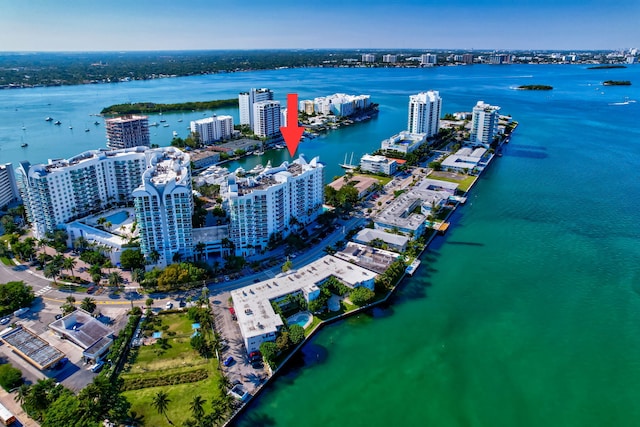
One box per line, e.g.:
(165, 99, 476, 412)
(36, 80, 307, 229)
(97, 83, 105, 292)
(165, 302, 173, 310)
(0, 318, 10, 325)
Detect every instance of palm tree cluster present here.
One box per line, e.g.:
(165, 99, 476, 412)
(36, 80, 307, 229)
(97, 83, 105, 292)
(151, 384, 236, 426)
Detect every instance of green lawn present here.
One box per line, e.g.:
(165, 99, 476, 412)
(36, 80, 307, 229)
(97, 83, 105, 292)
(354, 173, 393, 185)
(428, 173, 477, 192)
(123, 362, 224, 426)
(121, 312, 225, 425)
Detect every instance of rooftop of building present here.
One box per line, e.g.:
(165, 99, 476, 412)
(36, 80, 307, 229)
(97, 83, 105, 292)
(147, 148, 190, 186)
(105, 115, 148, 124)
(353, 228, 410, 247)
(382, 131, 427, 145)
(361, 154, 395, 163)
(49, 309, 113, 350)
(1, 326, 65, 370)
(334, 242, 401, 274)
(328, 175, 378, 196)
(231, 255, 377, 339)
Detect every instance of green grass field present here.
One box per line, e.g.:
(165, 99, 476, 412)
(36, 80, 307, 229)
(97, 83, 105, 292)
(428, 172, 477, 192)
(121, 312, 225, 426)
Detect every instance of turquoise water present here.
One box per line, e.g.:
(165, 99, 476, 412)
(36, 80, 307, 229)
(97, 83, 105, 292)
(2, 64, 640, 426)
(288, 312, 312, 328)
(103, 210, 128, 225)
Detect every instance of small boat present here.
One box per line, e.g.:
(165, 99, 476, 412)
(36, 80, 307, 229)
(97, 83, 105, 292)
(21, 143, 28, 148)
(160, 119, 166, 123)
(69, 124, 73, 129)
(177, 118, 183, 122)
(45, 117, 53, 122)
(163, 123, 170, 127)
(149, 122, 159, 127)
(172, 131, 178, 137)
(54, 120, 62, 125)
(94, 121, 100, 125)
(85, 128, 90, 132)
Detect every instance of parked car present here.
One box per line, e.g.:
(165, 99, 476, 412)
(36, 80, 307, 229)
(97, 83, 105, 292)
(165, 302, 173, 310)
(249, 351, 262, 362)
(90, 361, 104, 373)
(13, 307, 29, 317)
(0, 318, 10, 325)
(223, 356, 234, 367)
(55, 314, 63, 320)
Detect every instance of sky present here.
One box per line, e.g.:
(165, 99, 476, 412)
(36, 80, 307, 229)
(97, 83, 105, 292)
(0, 0, 638, 52)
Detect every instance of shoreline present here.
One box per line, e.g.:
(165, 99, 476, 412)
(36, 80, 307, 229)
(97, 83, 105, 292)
(224, 129, 512, 425)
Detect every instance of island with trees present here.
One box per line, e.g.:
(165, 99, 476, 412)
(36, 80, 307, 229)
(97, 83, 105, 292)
(101, 98, 238, 115)
(517, 85, 553, 90)
(603, 80, 631, 86)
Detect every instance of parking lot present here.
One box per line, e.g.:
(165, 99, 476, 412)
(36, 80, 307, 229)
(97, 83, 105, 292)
(211, 292, 267, 395)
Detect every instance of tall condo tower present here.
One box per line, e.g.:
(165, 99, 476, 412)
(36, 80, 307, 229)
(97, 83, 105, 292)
(105, 115, 150, 150)
(407, 91, 442, 137)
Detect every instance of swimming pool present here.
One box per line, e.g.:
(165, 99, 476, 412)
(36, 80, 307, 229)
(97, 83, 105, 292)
(104, 210, 129, 225)
(287, 311, 312, 328)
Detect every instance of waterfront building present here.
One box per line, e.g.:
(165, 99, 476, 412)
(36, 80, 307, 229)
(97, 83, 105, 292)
(132, 148, 193, 268)
(231, 254, 377, 354)
(17, 146, 192, 267)
(225, 155, 324, 256)
(190, 115, 233, 144)
(17, 147, 148, 239)
(239, 88, 274, 130)
(352, 228, 409, 253)
(334, 242, 402, 273)
(383, 54, 397, 63)
(252, 100, 281, 138)
(463, 54, 474, 64)
(380, 131, 427, 154)
(421, 54, 437, 66)
(360, 154, 397, 175)
(190, 149, 221, 169)
(470, 101, 501, 144)
(105, 115, 150, 150)
(408, 91, 442, 136)
(441, 146, 489, 174)
(489, 53, 512, 64)
(299, 93, 371, 117)
(49, 309, 113, 363)
(0, 163, 20, 210)
(361, 54, 376, 63)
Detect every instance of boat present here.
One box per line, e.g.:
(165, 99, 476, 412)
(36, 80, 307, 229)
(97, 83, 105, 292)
(163, 123, 170, 127)
(54, 120, 62, 125)
(149, 122, 159, 127)
(69, 124, 73, 129)
(94, 121, 100, 125)
(45, 117, 53, 122)
(85, 128, 90, 132)
(274, 144, 285, 149)
(249, 164, 265, 174)
(172, 131, 178, 137)
(160, 119, 167, 123)
(21, 143, 28, 148)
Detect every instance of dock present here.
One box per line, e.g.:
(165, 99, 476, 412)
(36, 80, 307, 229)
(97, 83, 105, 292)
(405, 259, 421, 276)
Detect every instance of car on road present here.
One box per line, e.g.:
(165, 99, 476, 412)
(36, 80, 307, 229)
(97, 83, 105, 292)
(13, 307, 29, 317)
(55, 314, 63, 320)
(223, 356, 234, 367)
(0, 318, 10, 325)
(165, 302, 173, 310)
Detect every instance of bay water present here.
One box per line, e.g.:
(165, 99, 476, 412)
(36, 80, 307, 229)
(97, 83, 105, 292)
(2, 64, 640, 426)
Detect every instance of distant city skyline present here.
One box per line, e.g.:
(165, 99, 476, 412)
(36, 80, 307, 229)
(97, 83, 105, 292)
(1, 0, 638, 52)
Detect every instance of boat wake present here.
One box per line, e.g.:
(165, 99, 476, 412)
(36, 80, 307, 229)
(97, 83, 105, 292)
(609, 99, 637, 106)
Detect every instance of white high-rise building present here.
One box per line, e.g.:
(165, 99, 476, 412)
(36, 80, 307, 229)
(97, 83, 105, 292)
(362, 54, 376, 63)
(225, 156, 324, 256)
(17, 147, 193, 267)
(190, 115, 234, 144)
(383, 54, 397, 63)
(420, 54, 437, 66)
(132, 149, 193, 267)
(470, 101, 501, 144)
(298, 93, 371, 117)
(105, 115, 150, 150)
(407, 91, 442, 137)
(0, 163, 20, 210)
(253, 100, 281, 137)
(239, 88, 274, 130)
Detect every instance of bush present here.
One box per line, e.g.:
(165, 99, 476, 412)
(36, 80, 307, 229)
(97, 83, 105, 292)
(0, 364, 23, 391)
(349, 286, 375, 306)
(289, 324, 305, 345)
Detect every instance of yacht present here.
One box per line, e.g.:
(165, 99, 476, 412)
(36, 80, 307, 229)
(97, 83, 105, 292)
(21, 142, 28, 148)
(172, 131, 178, 137)
(45, 117, 53, 122)
(94, 121, 100, 126)
(54, 120, 62, 125)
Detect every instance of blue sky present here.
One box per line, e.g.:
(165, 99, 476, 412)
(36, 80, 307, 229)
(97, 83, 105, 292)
(1, 0, 638, 51)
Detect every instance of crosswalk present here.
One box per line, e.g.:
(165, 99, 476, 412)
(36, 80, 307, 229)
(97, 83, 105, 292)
(34, 286, 52, 297)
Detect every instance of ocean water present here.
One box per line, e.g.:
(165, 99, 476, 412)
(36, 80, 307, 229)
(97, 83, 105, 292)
(2, 64, 640, 426)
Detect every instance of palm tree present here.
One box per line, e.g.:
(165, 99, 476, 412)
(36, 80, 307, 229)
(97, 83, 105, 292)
(108, 271, 123, 289)
(189, 395, 206, 420)
(151, 390, 173, 425)
(172, 252, 183, 263)
(80, 297, 96, 313)
(43, 263, 61, 284)
(131, 268, 145, 287)
(51, 253, 65, 269)
(62, 257, 77, 277)
(36, 252, 49, 268)
(148, 249, 160, 265)
(14, 383, 30, 405)
(195, 242, 206, 261)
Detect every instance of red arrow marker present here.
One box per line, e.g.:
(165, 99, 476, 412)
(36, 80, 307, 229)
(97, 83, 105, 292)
(280, 93, 304, 157)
